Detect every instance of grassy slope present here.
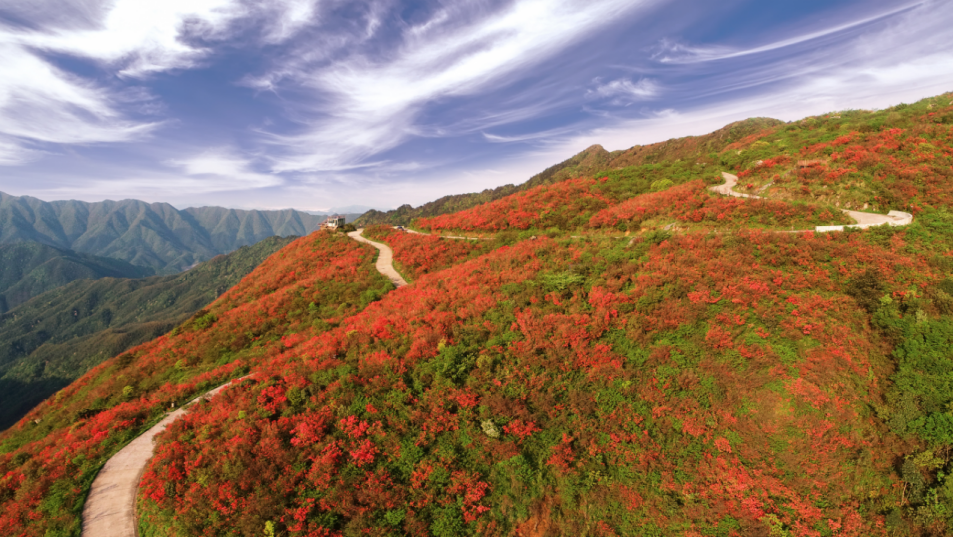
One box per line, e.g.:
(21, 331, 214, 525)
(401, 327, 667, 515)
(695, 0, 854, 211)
(2, 95, 953, 537)
(355, 118, 783, 227)
(0, 231, 389, 536)
(0, 242, 154, 313)
(0, 236, 296, 431)
(123, 94, 953, 536)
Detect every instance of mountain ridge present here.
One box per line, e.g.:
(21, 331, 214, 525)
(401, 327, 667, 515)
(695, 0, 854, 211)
(0, 242, 154, 313)
(355, 118, 784, 226)
(0, 192, 361, 273)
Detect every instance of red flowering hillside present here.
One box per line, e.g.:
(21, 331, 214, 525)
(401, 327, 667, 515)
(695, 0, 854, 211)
(4, 94, 953, 537)
(131, 218, 953, 536)
(362, 225, 495, 280)
(0, 232, 390, 536)
(415, 168, 851, 236)
(589, 180, 851, 230)
(717, 94, 953, 213)
(416, 177, 613, 232)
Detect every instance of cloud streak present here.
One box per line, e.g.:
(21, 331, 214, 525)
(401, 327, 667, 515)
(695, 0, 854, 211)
(651, 1, 924, 64)
(2, 0, 953, 212)
(266, 0, 658, 173)
(586, 78, 660, 106)
(167, 149, 283, 191)
(0, 0, 319, 164)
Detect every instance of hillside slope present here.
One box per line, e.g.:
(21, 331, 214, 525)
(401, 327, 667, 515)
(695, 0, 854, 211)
(0, 193, 355, 273)
(354, 144, 614, 226)
(0, 231, 390, 536)
(356, 118, 783, 227)
(1, 94, 953, 537)
(0, 236, 296, 431)
(0, 242, 153, 313)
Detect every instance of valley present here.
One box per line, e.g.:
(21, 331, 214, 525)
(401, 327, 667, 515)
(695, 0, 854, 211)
(0, 236, 295, 430)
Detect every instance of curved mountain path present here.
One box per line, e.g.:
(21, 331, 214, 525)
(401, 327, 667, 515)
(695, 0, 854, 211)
(81, 377, 248, 537)
(77, 176, 911, 535)
(348, 229, 408, 287)
(712, 172, 913, 231)
(80, 229, 405, 537)
(401, 228, 487, 240)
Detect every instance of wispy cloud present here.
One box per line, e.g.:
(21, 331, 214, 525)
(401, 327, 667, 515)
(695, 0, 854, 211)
(651, 2, 923, 65)
(16, 0, 319, 75)
(482, 126, 578, 144)
(0, 0, 319, 164)
(266, 0, 658, 173)
(0, 39, 158, 164)
(586, 78, 660, 106)
(166, 149, 283, 192)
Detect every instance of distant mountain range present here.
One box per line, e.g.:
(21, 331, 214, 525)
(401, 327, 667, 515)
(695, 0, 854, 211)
(0, 191, 363, 273)
(0, 242, 154, 313)
(0, 235, 296, 430)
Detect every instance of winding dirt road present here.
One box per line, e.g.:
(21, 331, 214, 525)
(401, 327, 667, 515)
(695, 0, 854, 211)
(403, 228, 487, 241)
(712, 172, 913, 231)
(81, 378, 247, 537)
(348, 229, 408, 287)
(79, 182, 907, 534)
(80, 229, 408, 537)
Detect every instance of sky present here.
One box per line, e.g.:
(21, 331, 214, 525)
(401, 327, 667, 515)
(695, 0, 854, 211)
(0, 0, 951, 212)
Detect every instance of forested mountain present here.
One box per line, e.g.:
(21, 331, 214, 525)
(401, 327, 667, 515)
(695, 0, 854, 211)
(0, 242, 153, 313)
(3, 94, 953, 536)
(0, 192, 359, 273)
(0, 235, 295, 430)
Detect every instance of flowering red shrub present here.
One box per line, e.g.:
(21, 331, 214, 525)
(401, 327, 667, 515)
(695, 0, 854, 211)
(417, 177, 613, 232)
(5, 96, 953, 537)
(590, 180, 850, 229)
(0, 232, 387, 537)
(728, 102, 953, 210)
(363, 225, 495, 280)
(132, 227, 933, 536)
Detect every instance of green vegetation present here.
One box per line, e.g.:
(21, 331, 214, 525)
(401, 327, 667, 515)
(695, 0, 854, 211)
(0, 242, 153, 313)
(0, 236, 295, 430)
(5, 94, 953, 536)
(355, 144, 613, 226)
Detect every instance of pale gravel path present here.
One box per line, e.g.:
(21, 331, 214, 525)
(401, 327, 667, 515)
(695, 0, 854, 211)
(403, 228, 487, 240)
(81, 377, 248, 537)
(711, 172, 913, 232)
(76, 176, 912, 536)
(348, 229, 408, 287)
(82, 229, 407, 537)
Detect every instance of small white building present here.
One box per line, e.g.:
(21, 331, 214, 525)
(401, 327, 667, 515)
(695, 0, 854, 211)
(322, 215, 346, 229)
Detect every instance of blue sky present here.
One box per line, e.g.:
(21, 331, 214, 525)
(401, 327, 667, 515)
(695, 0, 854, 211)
(0, 0, 951, 212)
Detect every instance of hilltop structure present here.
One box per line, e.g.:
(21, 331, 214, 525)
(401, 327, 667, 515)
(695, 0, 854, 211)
(321, 215, 346, 229)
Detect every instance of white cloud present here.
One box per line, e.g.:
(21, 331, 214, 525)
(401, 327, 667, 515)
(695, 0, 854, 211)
(14, 0, 319, 75)
(652, 2, 923, 65)
(264, 0, 320, 44)
(267, 0, 658, 173)
(482, 126, 578, 144)
(0, 39, 158, 163)
(166, 149, 283, 191)
(586, 78, 660, 105)
(0, 0, 319, 165)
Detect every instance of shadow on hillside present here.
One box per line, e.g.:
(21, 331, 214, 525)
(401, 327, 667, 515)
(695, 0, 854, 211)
(0, 377, 71, 432)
